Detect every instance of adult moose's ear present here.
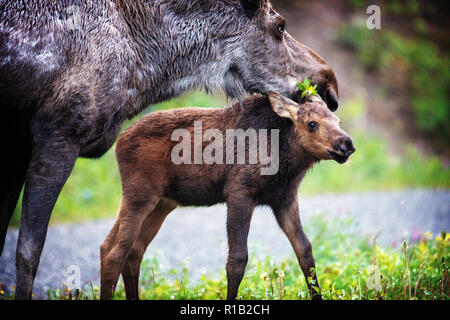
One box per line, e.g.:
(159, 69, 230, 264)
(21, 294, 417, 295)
(268, 91, 298, 122)
(241, 0, 264, 17)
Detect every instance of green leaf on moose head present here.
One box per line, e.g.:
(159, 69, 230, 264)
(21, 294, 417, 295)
(297, 78, 318, 99)
(304, 77, 310, 87)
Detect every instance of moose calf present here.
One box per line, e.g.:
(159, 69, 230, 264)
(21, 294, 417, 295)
(100, 92, 355, 300)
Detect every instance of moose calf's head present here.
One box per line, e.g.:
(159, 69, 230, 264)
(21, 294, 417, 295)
(269, 92, 355, 164)
(221, 0, 339, 111)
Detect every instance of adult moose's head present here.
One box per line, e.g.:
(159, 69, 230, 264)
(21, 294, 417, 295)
(221, 0, 339, 111)
(142, 0, 339, 111)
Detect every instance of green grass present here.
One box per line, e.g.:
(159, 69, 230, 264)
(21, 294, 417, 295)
(35, 214, 448, 300)
(9, 92, 449, 227)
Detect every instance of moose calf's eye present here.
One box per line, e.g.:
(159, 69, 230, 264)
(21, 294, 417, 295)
(277, 24, 285, 34)
(308, 121, 318, 132)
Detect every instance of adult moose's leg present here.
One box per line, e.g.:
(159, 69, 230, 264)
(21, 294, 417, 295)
(15, 138, 79, 300)
(225, 197, 255, 300)
(0, 135, 32, 255)
(273, 196, 322, 300)
(122, 198, 178, 300)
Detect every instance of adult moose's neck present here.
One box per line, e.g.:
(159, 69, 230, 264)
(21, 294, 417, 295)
(115, 0, 232, 114)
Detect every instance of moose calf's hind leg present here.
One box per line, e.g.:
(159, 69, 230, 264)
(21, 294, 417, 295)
(225, 199, 254, 300)
(100, 195, 160, 300)
(122, 199, 177, 300)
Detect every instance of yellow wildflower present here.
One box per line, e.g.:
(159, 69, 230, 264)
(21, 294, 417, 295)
(418, 242, 427, 253)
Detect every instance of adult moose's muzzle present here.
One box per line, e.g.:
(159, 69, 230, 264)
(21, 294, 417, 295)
(284, 33, 340, 111)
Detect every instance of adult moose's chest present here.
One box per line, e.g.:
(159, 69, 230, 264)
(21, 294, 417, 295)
(63, 38, 146, 158)
(75, 70, 142, 159)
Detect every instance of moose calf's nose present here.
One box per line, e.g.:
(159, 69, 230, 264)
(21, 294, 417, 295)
(333, 136, 355, 156)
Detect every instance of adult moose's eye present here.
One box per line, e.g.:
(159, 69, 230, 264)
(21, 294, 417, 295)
(308, 121, 318, 132)
(277, 23, 285, 34)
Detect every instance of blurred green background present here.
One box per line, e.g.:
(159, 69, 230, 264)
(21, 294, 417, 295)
(10, 0, 450, 226)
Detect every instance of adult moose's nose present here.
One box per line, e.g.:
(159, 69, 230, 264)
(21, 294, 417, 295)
(326, 88, 339, 112)
(333, 136, 355, 156)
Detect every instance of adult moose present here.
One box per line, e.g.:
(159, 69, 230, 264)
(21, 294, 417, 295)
(0, 0, 339, 299)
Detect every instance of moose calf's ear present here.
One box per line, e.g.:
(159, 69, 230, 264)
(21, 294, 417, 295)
(268, 91, 298, 122)
(241, 0, 263, 17)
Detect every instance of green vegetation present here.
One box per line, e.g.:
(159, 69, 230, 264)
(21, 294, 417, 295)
(9, 92, 449, 227)
(337, 21, 450, 145)
(35, 214, 448, 300)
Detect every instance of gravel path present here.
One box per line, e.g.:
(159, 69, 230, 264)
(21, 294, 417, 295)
(1, 189, 449, 299)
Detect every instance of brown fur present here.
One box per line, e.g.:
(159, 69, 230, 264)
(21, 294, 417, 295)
(100, 93, 355, 300)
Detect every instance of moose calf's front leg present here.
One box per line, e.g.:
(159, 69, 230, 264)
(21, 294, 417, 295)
(225, 198, 254, 300)
(15, 141, 79, 299)
(274, 197, 322, 300)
